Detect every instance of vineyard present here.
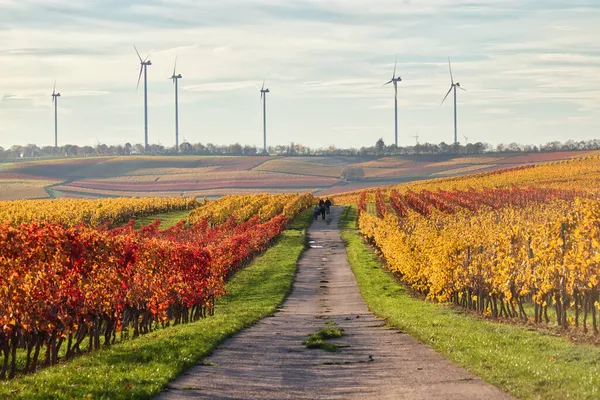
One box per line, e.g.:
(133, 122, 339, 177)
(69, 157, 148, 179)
(347, 156, 600, 336)
(334, 155, 600, 206)
(0, 193, 315, 379)
(0, 197, 198, 226)
(189, 193, 314, 226)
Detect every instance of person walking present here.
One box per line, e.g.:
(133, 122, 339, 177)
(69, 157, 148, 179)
(313, 205, 321, 220)
(324, 198, 332, 214)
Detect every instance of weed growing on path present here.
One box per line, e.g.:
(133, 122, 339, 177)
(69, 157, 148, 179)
(303, 327, 345, 352)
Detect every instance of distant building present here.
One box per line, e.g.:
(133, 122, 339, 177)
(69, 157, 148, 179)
(341, 167, 364, 181)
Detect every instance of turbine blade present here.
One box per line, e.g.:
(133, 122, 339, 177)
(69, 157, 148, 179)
(440, 86, 453, 107)
(173, 54, 178, 77)
(134, 44, 143, 62)
(261, 79, 265, 91)
(52, 79, 56, 95)
(136, 66, 143, 92)
(459, 86, 467, 91)
(448, 57, 454, 85)
(393, 56, 397, 79)
(383, 79, 393, 86)
(144, 49, 154, 62)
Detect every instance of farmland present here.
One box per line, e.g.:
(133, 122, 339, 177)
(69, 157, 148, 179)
(340, 207, 600, 400)
(0, 178, 61, 200)
(0, 193, 314, 382)
(336, 155, 600, 340)
(2, 153, 600, 399)
(0, 151, 594, 200)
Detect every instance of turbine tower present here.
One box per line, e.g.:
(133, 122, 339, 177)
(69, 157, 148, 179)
(383, 57, 402, 146)
(170, 56, 182, 152)
(135, 45, 152, 150)
(441, 58, 466, 145)
(51, 81, 61, 148)
(260, 80, 270, 154)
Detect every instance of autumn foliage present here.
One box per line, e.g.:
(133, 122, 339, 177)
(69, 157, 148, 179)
(189, 193, 315, 226)
(0, 196, 198, 226)
(0, 193, 314, 379)
(333, 154, 600, 206)
(359, 186, 600, 335)
(337, 155, 600, 337)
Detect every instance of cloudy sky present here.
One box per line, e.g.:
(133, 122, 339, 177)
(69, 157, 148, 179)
(0, 0, 598, 149)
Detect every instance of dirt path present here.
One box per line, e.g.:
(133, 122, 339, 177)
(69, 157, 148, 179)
(157, 207, 512, 399)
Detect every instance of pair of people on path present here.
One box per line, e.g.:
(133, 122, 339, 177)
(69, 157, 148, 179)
(314, 198, 333, 220)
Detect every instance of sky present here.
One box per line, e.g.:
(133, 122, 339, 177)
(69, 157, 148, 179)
(0, 0, 599, 149)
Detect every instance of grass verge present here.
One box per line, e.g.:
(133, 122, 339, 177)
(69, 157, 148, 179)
(0, 209, 313, 400)
(339, 206, 600, 400)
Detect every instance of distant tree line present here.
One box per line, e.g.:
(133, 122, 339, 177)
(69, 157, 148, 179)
(1, 138, 600, 161)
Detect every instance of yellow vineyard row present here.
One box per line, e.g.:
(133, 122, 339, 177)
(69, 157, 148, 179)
(359, 196, 600, 330)
(0, 197, 198, 226)
(189, 193, 316, 226)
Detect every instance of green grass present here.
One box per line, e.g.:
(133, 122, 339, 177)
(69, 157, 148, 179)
(338, 206, 358, 230)
(339, 206, 600, 400)
(303, 327, 345, 352)
(132, 209, 191, 229)
(0, 209, 313, 400)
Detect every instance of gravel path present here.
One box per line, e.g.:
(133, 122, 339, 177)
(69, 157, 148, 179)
(157, 206, 512, 400)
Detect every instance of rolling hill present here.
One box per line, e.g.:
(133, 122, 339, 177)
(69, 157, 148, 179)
(0, 151, 596, 200)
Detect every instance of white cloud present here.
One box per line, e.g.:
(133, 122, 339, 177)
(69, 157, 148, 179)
(0, 0, 599, 148)
(66, 90, 111, 97)
(483, 108, 512, 115)
(183, 81, 257, 92)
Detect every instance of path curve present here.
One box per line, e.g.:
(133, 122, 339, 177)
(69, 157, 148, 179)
(157, 206, 512, 399)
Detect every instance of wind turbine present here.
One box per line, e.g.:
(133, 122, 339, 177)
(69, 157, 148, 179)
(463, 134, 469, 145)
(383, 57, 402, 146)
(441, 58, 466, 145)
(260, 80, 270, 154)
(170, 56, 182, 152)
(135, 45, 152, 150)
(413, 130, 420, 145)
(51, 80, 61, 148)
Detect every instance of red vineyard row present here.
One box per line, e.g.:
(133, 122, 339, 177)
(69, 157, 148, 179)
(0, 212, 293, 379)
(366, 187, 583, 218)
